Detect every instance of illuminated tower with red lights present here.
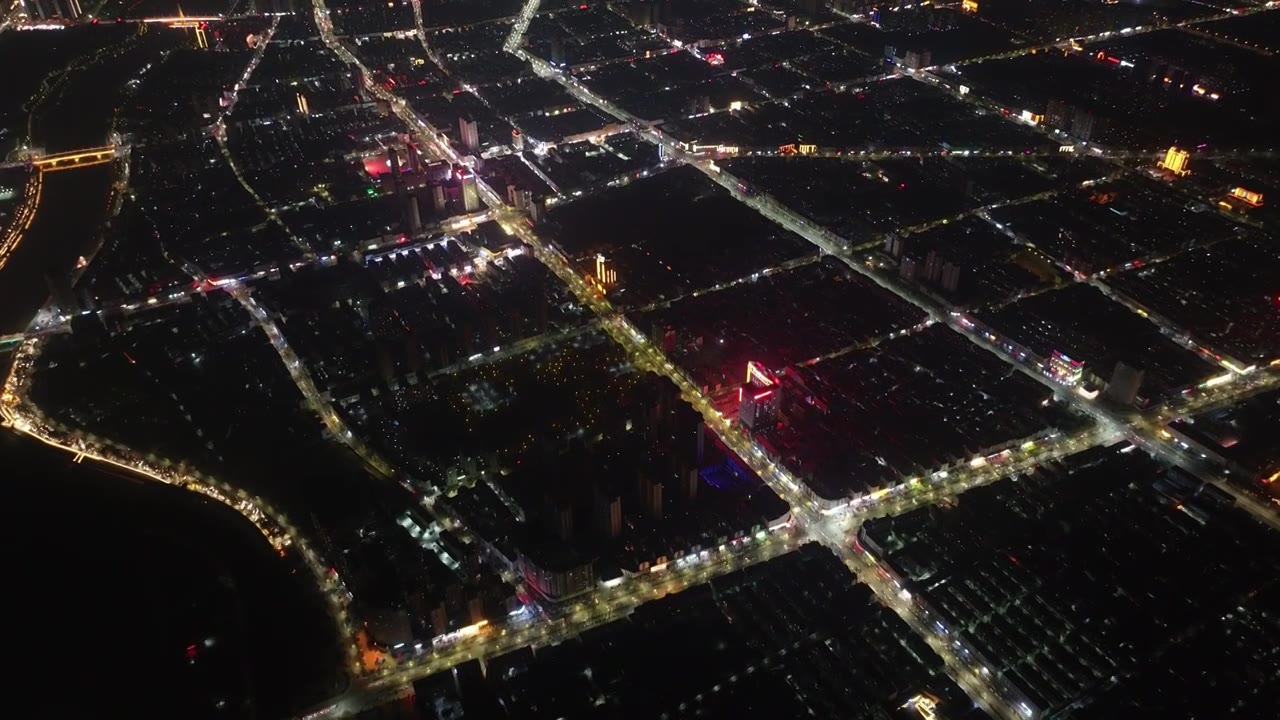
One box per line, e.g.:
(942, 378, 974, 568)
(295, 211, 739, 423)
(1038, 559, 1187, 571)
(739, 361, 781, 431)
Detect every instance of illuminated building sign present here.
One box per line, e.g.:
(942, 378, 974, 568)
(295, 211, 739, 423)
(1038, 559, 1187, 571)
(1159, 146, 1190, 176)
(1047, 350, 1084, 386)
(961, 0, 978, 11)
(746, 361, 776, 388)
(705, 52, 725, 66)
(740, 363, 781, 430)
(1230, 187, 1264, 207)
(903, 694, 939, 720)
(778, 144, 797, 155)
(798, 144, 817, 155)
(595, 254, 617, 286)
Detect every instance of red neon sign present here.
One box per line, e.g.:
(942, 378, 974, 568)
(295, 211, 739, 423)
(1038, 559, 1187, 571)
(746, 361, 776, 387)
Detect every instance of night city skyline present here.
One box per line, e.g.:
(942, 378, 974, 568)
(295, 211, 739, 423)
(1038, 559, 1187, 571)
(1, 0, 1278, 718)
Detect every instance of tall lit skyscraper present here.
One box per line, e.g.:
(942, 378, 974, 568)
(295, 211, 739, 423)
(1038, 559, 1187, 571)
(459, 115, 479, 154)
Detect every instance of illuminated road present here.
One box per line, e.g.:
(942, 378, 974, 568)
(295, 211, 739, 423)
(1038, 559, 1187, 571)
(298, 527, 802, 720)
(422, 319, 602, 381)
(490, 23, 1280, 718)
(229, 285, 395, 479)
(0, 167, 41, 273)
(483, 106, 1040, 720)
(210, 16, 315, 258)
(0, 0, 21, 33)
(1, 8, 1269, 720)
(228, 280, 531, 603)
(217, 8, 523, 575)
(946, 4, 1279, 67)
(503, 0, 540, 53)
(301, 2, 1280, 715)
(630, 251, 822, 314)
(0, 338, 361, 673)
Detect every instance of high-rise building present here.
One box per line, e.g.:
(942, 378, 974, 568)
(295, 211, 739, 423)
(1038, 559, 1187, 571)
(739, 361, 781, 431)
(884, 233, 905, 258)
(739, 387, 780, 430)
(544, 494, 574, 541)
(594, 254, 617, 287)
(1159, 146, 1191, 176)
(461, 171, 480, 212)
(22, 0, 81, 20)
(350, 67, 369, 102)
(549, 37, 567, 66)
(637, 474, 664, 519)
(1105, 361, 1145, 406)
(507, 184, 534, 212)
(1047, 350, 1085, 386)
(899, 255, 920, 280)
(1071, 109, 1097, 142)
(594, 487, 622, 539)
(407, 195, 422, 232)
(387, 146, 402, 179)
(682, 467, 699, 502)
(517, 551, 593, 601)
(405, 143, 423, 174)
(630, 1, 655, 27)
(1045, 99, 1072, 129)
(511, 128, 524, 151)
(940, 261, 962, 293)
(528, 197, 546, 224)
(902, 49, 932, 70)
(459, 115, 479, 153)
(924, 250, 944, 284)
(432, 184, 447, 213)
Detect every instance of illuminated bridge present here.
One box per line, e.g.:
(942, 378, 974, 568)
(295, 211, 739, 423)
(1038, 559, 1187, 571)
(30, 146, 117, 172)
